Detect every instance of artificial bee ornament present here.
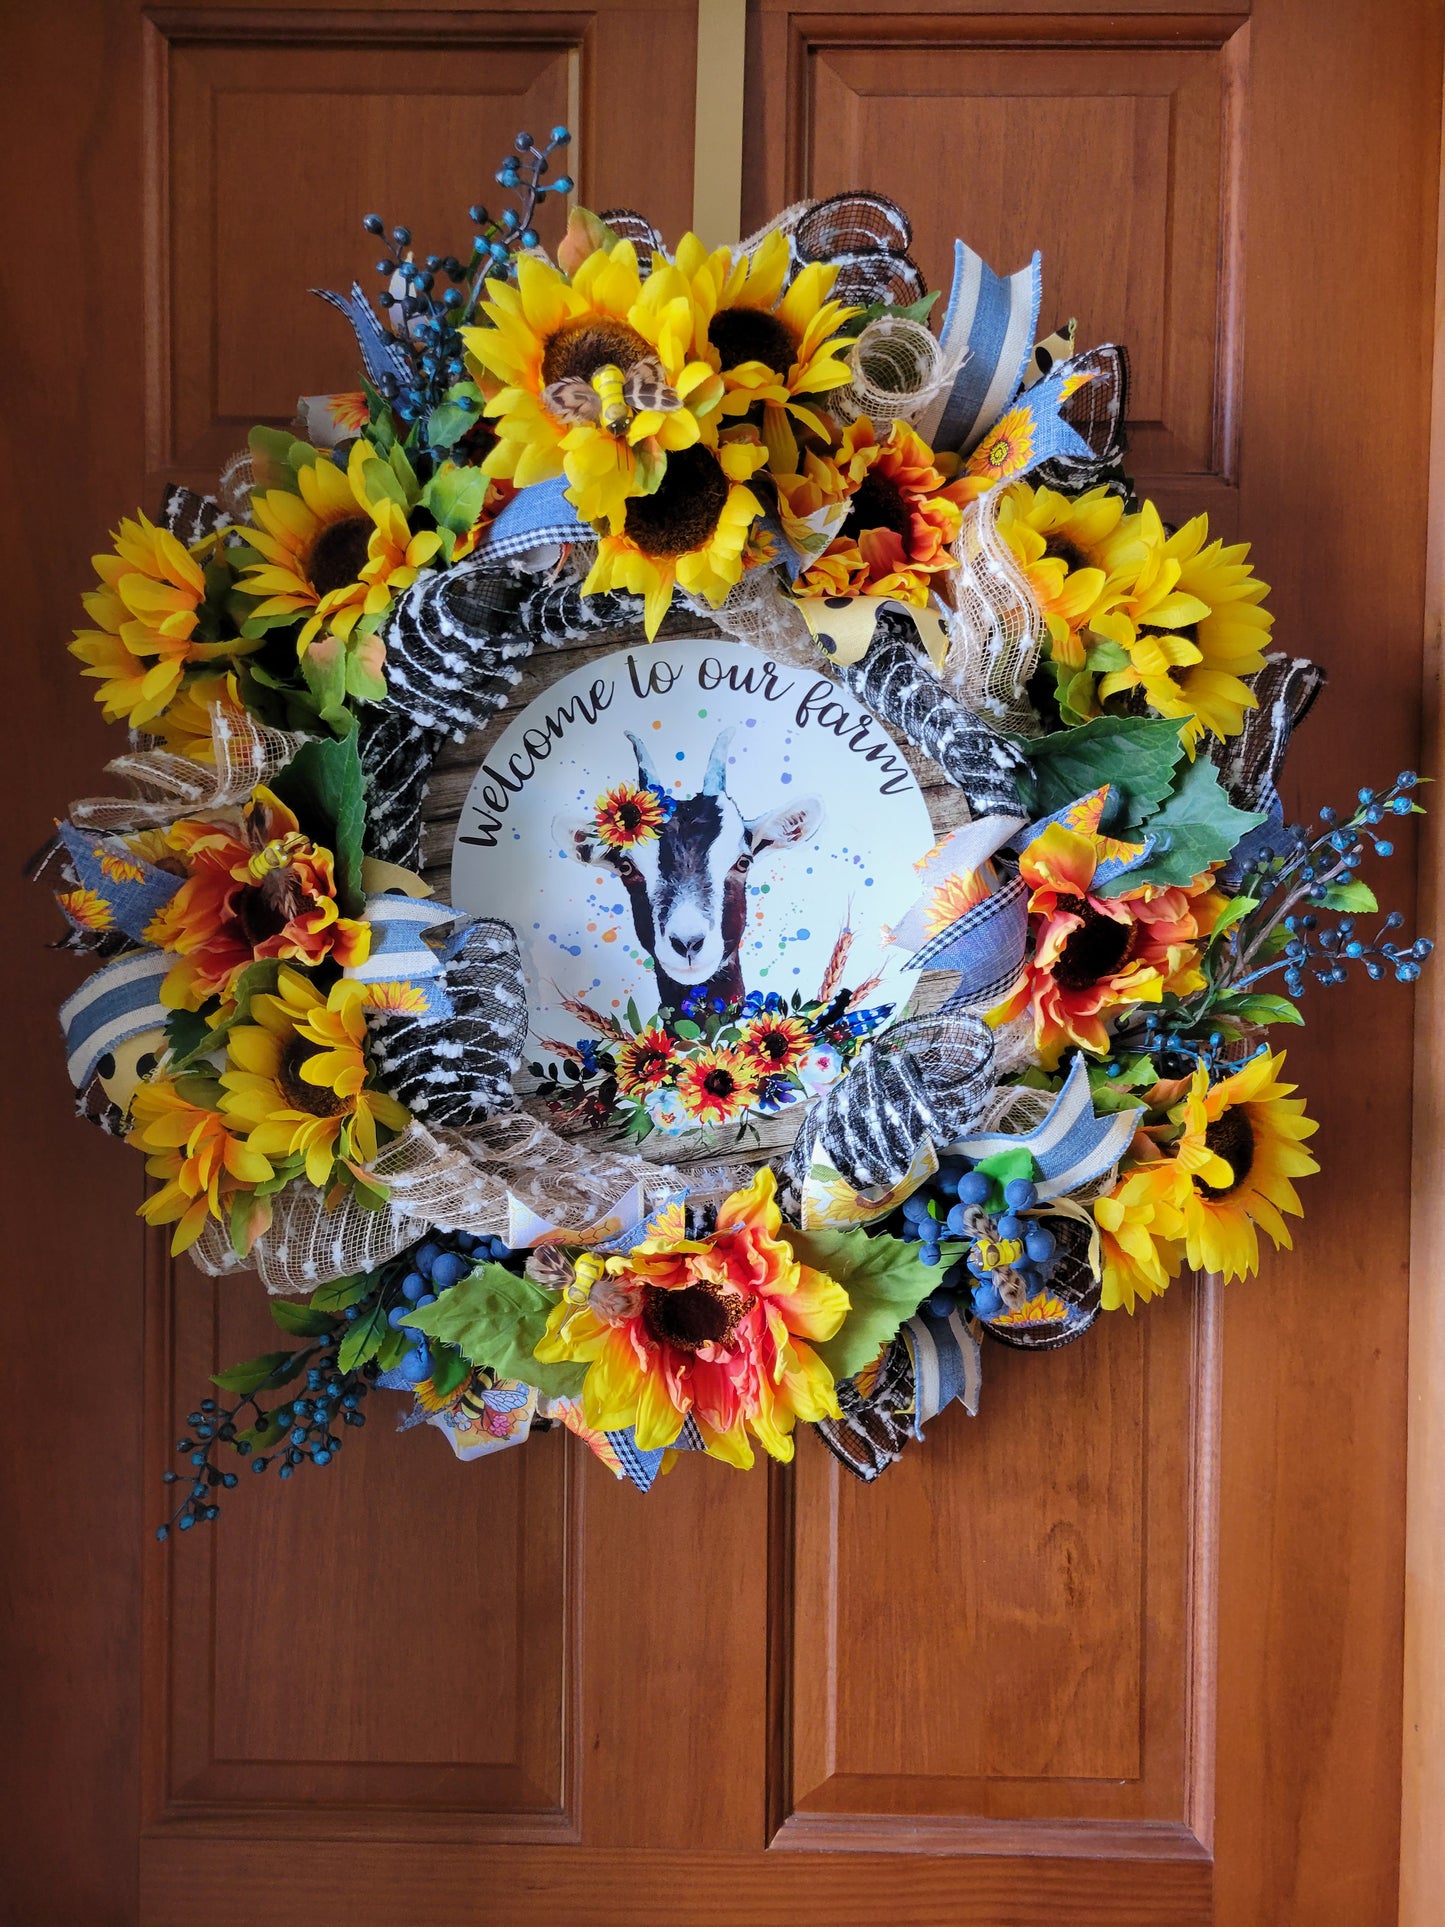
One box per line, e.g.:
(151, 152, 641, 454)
(542, 354, 682, 438)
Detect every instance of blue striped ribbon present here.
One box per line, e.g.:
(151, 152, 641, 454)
(953, 1053, 1141, 1202)
(903, 1305, 983, 1431)
(345, 895, 471, 1019)
(59, 949, 172, 1090)
(916, 240, 1042, 455)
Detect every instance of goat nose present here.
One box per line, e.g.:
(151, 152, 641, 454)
(669, 931, 704, 963)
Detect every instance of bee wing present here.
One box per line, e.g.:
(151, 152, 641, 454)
(543, 378, 602, 425)
(624, 356, 683, 413)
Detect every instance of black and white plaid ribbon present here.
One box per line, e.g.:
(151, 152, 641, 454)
(782, 1009, 995, 1206)
(366, 918, 529, 1128)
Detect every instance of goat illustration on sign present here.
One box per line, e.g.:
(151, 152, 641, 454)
(553, 728, 823, 1011)
(448, 638, 937, 1144)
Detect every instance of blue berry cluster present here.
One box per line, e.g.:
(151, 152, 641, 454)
(893, 1161, 1058, 1320)
(156, 1334, 369, 1541)
(359, 126, 572, 437)
(385, 1229, 514, 1387)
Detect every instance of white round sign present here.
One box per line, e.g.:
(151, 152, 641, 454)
(450, 638, 935, 1144)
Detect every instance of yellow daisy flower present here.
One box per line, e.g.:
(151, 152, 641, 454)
(128, 1076, 275, 1254)
(238, 438, 442, 655)
(582, 436, 769, 639)
(964, 406, 1036, 486)
(1094, 1162, 1189, 1313)
(1092, 504, 1273, 749)
(675, 229, 857, 471)
(1170, 1049, 1319, 1280)
(995, 481, 1126, 666)
(463, 242, 726, 527)
(70, 513, 257, 730)
(219, 967, 409, 1189)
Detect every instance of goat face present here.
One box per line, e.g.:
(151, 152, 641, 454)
(554, 729, 823, 997)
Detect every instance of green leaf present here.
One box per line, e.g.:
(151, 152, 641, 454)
(1208, 894, 1259, 943)
(836, 291, 940, 337)
(1227, 992, 1305, 1026)
(211, 1350, 295, 1394)
(310, 1274, 370, 1311)
(673, 1019, 702, 1041)
(338, 1296, 389, 1373)
(779, 1226, 935, 1384)
(428, 1344, 470, 1399)
(1321, 878, 1379, 914)
(974, 1147, 1036, 1190)
(297, 641, 348, 729)
(269, 725, 368, 915)
(167, 961, 280, 1074)
(1099, 754, 1266, 895)
(401, 1263, 588, 1397)
(375, 1326, 410, 1373)
(1082, 639, 1130, 673)
(270, 1299, 339, 1336)
(1026, 714, 1188, 825)
(235, 1410, 289, 1452)
(164, 1007, 211, 1061)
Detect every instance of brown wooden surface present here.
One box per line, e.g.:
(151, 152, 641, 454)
(2, 2, 1441, 1923)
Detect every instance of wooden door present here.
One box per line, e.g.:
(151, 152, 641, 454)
(2, 2, 1439, 1922)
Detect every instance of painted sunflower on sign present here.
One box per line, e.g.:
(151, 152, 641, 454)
(674, 1045, 760, 1126)
(533, 1166, 848, 1467)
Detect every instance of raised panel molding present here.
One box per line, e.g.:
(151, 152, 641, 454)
(142, 1231, 582, 1841)
(143, 9, 584, 484)
(748, 11, 1248, 522)
(769, 1280, 1220, 1855)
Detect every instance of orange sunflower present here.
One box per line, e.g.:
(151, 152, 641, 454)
(145, 787, 370, 1011)
(991, 789, 1224, 1068)
(533, 1165, 848, 1466)
(674, 1045, 760, 1126)
(593, 782, 669, 848)
(615, 1025, 679, 1096)
(796, 419, 972, 607)
(736, 1010, 812, 1074)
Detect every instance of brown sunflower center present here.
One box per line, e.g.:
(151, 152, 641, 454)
(1050, 893, 1136, 989)
(232, 872, 302, 949)
(707, 304, 798, 376)
(702, 1066, 741, 1098)
(308, 516, 373, 598)
(841, 470, 912, 545)
(641, 1280, 749, 1353)
(1197, 1107, 1255, 1198)
(542, 315, 651, 385)
(1044, 532, 1089, 571)
(755, 1030, 792, 1062)
(622, 445, 730, 560)
(278, 1038, 350, 1119)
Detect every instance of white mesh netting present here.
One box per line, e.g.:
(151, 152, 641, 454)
(831, 315, 965, 431)
(68, 706, 309, 833)
(939, 490, 1045, 736)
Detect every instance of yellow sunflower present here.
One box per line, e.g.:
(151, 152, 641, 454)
(1093, 504, 1273, 749)
(128, 1076, 275, 1254)
(219, 967, 409, 1189)
(673, 1044, 760, 1126)
(582, 436, 769, 639)
(70, 513, 257, 730)
(463, 242, 726, 527)
(1170, 1049, 1319, 1280)
(964, 405, 1036, 487)
(238, 438, 441, 659)
(145, 671, 241, 763)
(995, 481, 1127, 666)
(675, 229, 857, 472)
(1094, 1162, 1188, 1313)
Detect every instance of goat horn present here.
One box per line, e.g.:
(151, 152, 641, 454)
(702, 727, 735, 795)
(625, 730, 661, 789)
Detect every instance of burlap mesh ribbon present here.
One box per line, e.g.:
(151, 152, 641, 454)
(68, 706, 309, 833)
(939, 490, 1045, 736)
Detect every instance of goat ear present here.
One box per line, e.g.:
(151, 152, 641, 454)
(748, 795, 825, 852)
(552, 812, 612, 868)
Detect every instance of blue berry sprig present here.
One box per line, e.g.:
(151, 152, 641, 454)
(382, 1229, 517, 1388)
(891, 1161, 1058, 1320)
(156, 1333, 369, 1540)
(355, 125, 573, 446)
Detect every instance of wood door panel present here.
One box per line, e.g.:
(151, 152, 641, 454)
(779, 1286, 1212, 1834)
(750, 12, 1248, 524)
(149, 1239, 577, 1830)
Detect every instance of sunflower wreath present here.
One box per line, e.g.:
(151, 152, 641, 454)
(44, 125, 1434, 1534)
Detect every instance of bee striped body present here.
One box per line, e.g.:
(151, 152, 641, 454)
(542, 354, 683, 440)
